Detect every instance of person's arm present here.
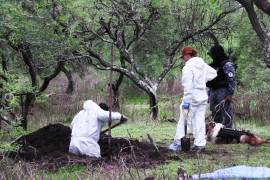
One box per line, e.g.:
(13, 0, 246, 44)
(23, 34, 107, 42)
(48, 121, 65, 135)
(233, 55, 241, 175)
(205, 64, 217, 82)
(97, 108, 122, 123)
(182, 66, 194, 104)
(223, 62, 236, 100)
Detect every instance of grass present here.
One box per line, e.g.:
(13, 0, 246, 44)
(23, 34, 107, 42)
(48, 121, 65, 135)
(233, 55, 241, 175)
(38, 165, 87, 180)
(1, 74, 270, 179)
(31, 119, 267, 179)
(111, 121, 175, 142)
(2, 102, 270, 179)
(109, 120, 270, 176)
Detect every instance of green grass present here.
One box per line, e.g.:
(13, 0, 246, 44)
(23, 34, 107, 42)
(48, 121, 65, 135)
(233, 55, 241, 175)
(111, 121, 176, 142)
(2, 119, 269, 179)
(38, 165, 87, 180)
(109, 120, 270, 176)
(1, 94, 270, 179)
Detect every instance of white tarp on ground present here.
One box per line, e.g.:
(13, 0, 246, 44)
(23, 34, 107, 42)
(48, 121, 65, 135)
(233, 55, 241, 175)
(192, 165, 270, 179)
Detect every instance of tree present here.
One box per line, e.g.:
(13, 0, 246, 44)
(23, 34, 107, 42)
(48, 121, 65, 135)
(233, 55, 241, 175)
(64, 0, 237, 119)
(234, 0, 270, 67)
(0, 1, 75, 129)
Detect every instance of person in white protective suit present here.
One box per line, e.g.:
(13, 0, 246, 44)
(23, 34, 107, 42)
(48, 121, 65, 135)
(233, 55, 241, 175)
(69, 100, 128, 158)
(169, 46, 217, 152)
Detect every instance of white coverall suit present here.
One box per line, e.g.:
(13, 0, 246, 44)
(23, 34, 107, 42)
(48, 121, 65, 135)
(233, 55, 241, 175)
(69, 100, 122, 158)
(174, 57, 217, 147)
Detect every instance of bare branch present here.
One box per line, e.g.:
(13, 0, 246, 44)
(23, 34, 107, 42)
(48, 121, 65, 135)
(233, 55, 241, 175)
(157, 7, 239, 85)
(39, 61, 64, 92)
(254, 0, 270, 16)
(236, 0, 267, 42)
(17, 42, 38, 87)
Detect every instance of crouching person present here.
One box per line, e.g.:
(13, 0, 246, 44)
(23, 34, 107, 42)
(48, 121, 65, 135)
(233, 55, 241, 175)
(69, 100, 128, 158)
(169, 46, 217, 152)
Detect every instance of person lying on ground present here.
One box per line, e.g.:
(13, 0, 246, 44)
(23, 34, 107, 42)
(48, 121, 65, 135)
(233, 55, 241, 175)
(206, 121, 270, 146)
(69, 100, 128, 158)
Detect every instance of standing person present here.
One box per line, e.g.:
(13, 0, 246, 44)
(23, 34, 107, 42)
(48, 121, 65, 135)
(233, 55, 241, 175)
(69, 100, 128, 158)
(206, 44, 236, 128)
(169, 46, 217, 152)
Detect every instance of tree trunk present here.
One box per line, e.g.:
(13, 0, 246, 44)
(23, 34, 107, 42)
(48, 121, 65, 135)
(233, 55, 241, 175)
(236, 0, 270, 67)
(264, 37, 270, 67)
(62, 67, 74, 94)
(112, 73, 124, 110)
(0, 53, 8, 72)
(21, 94, 35, 130)
(148, 91, 158, 120)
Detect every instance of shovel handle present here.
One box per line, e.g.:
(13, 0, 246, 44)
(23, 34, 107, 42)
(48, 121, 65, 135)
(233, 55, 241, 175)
(184, 119, 187, 135)
(101, 121, 123, 135)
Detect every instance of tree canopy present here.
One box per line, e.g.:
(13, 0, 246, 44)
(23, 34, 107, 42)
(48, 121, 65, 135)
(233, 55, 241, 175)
(0, 0, 270, 128)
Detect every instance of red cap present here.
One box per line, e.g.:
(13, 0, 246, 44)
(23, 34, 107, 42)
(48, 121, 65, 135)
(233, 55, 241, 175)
(181, 46, 197, 58)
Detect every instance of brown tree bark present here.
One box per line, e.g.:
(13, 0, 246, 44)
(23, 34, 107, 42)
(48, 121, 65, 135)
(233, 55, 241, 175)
(62, 66, 74, 94)
(236, 0, 270, 66)
(111, 73, 124, 110)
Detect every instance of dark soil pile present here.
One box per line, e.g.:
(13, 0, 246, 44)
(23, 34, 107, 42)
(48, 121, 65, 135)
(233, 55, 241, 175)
(10, 123, 71, 160)
(7, 123, 180, 170)
(99, 135, 179, 168)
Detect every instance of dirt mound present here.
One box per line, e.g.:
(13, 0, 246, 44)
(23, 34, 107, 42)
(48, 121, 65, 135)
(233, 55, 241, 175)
(99, 136, 176, 168)
(8, 124, 180, 170)
(11, 123, 71, 160)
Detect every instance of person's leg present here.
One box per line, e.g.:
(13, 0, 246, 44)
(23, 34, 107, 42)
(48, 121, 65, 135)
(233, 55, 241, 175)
(70, 137, 101, 158)
(211, 89, 226, 124)
(221, 100, 234, 128)
(69, 137, 81, 155)
(214, 88, 233, 128)
(82, 139, 101, 158)
(210, 90, 220, 123)
(169, 105, 186, 151)
(192, 103, 207, 147)
(174, 106, 186, 141)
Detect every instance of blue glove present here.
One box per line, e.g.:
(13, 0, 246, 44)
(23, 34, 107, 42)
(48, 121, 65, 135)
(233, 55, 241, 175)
(182, 101, 190, 110)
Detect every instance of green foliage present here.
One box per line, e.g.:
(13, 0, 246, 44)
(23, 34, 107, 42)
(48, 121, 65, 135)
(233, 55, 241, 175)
(2, 74, 34, 93)
(159, 110, 173, 120)
(0, 142, 20, 153)
(240, 64, 270, 92)
(9, 121, 30, 138)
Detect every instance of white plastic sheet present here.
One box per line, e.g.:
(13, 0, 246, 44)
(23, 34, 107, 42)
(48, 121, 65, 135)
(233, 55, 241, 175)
(192, 165, 270, 179)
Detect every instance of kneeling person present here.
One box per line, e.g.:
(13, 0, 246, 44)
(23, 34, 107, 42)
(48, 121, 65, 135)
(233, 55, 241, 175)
(69, 100, 128, 158)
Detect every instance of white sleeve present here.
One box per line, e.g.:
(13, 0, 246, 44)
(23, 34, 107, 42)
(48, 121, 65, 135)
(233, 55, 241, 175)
(97, 109, 122, 123)
(205, 64, 217, 82)
(182, 66, 194, 103)
(70, 111, 82, 129)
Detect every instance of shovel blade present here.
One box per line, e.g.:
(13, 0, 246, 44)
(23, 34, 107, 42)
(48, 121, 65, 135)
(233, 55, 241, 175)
(181, 137, 191, 151)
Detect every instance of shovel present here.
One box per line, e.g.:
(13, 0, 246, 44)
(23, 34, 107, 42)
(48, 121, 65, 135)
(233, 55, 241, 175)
(101, 121, 123, 135)
(181, 109, 191, 151)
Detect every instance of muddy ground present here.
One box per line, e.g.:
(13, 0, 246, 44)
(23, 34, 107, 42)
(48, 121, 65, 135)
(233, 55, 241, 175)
(4, 124, 181, 171)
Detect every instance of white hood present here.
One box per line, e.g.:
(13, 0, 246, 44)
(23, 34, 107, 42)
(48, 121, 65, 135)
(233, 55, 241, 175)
(83, 100, 99, 111)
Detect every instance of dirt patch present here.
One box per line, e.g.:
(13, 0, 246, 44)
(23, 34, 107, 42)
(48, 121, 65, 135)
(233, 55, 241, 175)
(7, 123, 180, 171)
(10, 123, 71, 161)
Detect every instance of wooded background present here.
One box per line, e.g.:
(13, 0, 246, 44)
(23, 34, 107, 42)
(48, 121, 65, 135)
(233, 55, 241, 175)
(1, 0, 270, 130)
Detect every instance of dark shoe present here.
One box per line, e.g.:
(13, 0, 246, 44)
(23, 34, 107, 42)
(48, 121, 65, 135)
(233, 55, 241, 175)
(191, 146, 205, 152)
